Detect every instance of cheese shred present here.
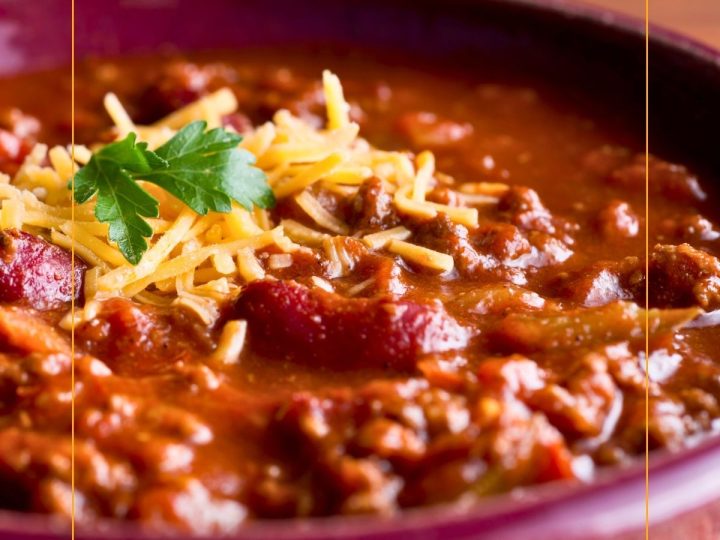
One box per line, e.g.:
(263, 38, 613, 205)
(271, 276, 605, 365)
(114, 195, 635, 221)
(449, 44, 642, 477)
(211, 320, 248, 365)
(0, 69, 500, 325)
(388, 239, 455, 273)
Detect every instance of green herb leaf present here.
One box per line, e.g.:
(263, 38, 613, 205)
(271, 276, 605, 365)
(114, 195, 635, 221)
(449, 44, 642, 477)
(71, 122, 273, 265)
(73, 133, 161, 265)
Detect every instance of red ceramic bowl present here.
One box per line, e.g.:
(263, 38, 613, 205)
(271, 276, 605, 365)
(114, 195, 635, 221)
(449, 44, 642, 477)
(0, 0, 719, 538)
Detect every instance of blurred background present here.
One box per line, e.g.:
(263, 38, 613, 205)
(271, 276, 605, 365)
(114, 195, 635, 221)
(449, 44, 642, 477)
(589, 0, 720, 47)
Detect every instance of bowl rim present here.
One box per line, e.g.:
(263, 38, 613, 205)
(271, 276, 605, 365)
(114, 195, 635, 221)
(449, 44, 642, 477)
(1, 0, 719, 538)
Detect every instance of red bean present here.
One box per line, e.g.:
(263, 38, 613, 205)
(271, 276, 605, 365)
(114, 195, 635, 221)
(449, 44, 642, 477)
(234, 279, 468, 371)
(0, 229, 86, 310)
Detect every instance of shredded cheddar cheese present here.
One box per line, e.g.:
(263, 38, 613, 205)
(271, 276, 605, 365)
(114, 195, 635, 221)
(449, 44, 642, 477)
(211, 320, 248, 364)
(363, 226, 412, 250)
(388, 239, 455, 273)
(0, 70, 504, 325)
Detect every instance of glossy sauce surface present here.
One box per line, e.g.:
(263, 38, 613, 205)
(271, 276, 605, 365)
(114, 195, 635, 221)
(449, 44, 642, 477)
(0, 50, 717, 533)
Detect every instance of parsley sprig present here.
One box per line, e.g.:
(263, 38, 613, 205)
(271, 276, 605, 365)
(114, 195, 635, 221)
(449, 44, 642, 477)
(72, 121, 274, 264)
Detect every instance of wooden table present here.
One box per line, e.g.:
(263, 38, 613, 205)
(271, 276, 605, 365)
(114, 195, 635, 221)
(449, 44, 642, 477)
(587, 0, 720, 48)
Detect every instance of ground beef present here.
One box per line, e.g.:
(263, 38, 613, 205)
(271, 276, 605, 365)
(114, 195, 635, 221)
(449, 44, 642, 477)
(395, 111, 473, 149)
(657, 214, 720, 243)
(498, 186, 557, 235)
(349, 177, 400, 233)
(608, 155, 706, 202)
(596, 200, 639, 239)
(135, 62, 212, 123)
(413, 214, 488, 277)
(555, 257, 644, 307)
(650, 243, 720, 310)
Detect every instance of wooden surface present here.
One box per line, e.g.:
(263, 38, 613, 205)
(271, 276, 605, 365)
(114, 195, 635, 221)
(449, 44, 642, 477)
(587, 0, 720, 48)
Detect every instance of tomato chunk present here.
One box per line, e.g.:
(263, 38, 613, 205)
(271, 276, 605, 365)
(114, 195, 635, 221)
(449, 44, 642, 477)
(0, 229, 86, 310)
(234, 280, 468, 370)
